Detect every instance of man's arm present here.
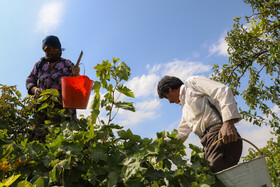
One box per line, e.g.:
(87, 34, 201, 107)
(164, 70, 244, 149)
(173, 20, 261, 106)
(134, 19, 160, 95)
(165, 120, 191, 143)
(191, 76, 241, 144)
(176, 112, 192, 142)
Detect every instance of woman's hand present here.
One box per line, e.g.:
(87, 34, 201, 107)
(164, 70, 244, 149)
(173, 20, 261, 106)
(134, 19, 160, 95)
(31, 87, 43, 98)
(72, 65, 80, 77)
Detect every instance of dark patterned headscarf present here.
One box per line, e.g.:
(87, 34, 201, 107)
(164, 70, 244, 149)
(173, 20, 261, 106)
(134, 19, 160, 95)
(42, 35, 62, 63)
(42, 35, 61, 50)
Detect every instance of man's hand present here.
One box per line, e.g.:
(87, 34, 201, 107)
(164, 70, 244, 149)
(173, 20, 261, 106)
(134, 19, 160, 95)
(31, 87, 43, 98)
(72, 65, 80, 77)
(218, 119, 238, 144)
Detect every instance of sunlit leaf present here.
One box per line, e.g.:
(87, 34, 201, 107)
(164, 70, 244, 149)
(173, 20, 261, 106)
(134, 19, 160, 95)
(90, 145, 108, 162)
(122, 155, 147, 182)
(49, 167, 57, 183)
(17, 181, 32, 187)
(118, 129, 134, 140)
(108, 171, 119, 187)
(116, 84, 134, 98)
(4, 174, 21, 186)
(37, 102, 49, 111)
(33, 177, 44, 187)
(115, 101, 135, 112)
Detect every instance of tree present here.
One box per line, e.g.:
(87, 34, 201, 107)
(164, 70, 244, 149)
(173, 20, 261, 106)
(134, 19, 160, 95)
(211, 1, 280, 185)
(212, 0, 280, 132)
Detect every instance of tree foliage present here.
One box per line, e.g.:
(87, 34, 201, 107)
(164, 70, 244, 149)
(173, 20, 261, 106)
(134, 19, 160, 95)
(0, 58, 219, 186)
(212, 0, 280, 132)
(211, 1, 280, 185)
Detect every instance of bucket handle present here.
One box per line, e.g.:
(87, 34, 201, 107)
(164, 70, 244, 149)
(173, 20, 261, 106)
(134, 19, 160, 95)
(78, 63, 86, 75)
(212, 137, 263, 155)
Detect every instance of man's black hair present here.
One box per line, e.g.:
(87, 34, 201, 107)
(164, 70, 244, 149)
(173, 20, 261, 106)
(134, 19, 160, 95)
(157, 76, 183, 99)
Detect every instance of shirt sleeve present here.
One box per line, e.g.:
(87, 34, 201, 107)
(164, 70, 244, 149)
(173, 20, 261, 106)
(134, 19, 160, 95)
(177, 111, 192, 141)
(26, 63, 39, 95)
(191, 76, 241, 123)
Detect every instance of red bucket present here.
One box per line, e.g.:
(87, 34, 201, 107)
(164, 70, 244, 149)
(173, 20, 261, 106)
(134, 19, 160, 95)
(61, 75, 94, 109)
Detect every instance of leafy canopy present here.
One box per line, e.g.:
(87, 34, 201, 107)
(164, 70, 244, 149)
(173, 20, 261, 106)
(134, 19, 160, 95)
(212, 0, 280, 133)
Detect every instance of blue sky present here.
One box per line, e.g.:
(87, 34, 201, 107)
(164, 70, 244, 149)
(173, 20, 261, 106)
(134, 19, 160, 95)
(0, 0, 275, 158)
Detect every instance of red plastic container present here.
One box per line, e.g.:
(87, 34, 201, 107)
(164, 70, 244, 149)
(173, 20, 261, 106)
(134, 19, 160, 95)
(61, 75, 94, 109)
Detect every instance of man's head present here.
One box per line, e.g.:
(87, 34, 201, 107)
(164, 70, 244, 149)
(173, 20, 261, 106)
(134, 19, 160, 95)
(157, 76, 183, 104)
(42, 35, 62, 63)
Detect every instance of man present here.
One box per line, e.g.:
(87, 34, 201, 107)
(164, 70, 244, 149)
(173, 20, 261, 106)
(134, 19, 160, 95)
(26, 35, 80, 121)
(157, 75, 242, 172)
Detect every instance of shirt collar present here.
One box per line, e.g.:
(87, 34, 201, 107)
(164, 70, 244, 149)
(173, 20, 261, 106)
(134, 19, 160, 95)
(179, 84, 185, 106)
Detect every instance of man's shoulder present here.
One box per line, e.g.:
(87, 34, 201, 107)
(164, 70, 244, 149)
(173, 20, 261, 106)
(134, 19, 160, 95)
(185, 76, 204, 83)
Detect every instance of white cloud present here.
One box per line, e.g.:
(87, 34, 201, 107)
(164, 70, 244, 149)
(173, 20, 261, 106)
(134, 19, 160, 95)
(117, 99, 161, 126)
(135, 99, 160, 111)
(209, 35, 229, 56)
(148, 59, 211, 81)
(125, 74, 160, 98)
(36, 1, 65, 33)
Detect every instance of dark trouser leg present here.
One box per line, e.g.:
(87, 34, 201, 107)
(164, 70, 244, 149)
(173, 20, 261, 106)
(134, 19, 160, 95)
(200, 125, 243, 173)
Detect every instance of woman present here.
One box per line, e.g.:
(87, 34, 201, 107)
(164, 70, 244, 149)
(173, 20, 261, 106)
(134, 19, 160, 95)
(26, 35, 80, 121)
